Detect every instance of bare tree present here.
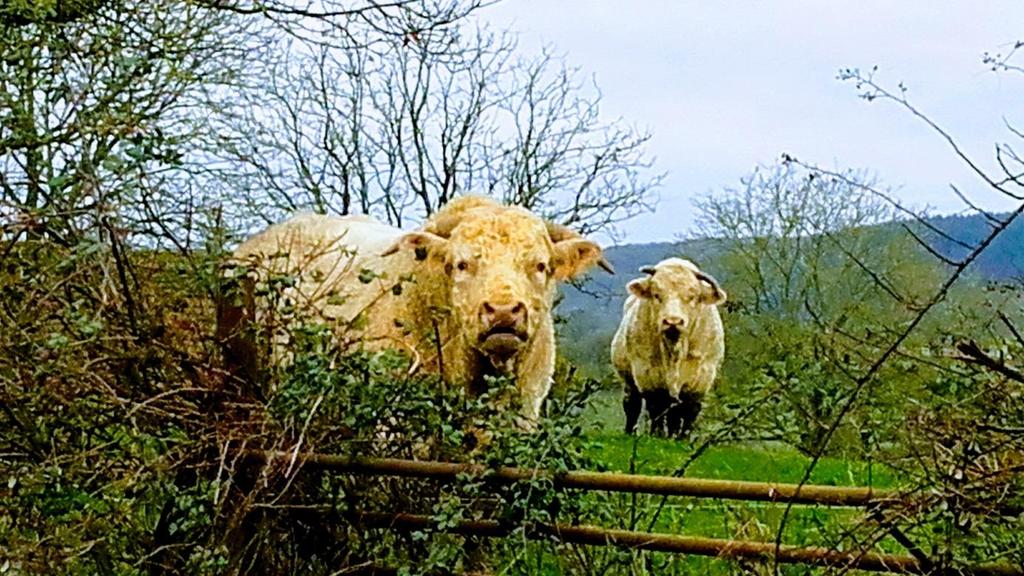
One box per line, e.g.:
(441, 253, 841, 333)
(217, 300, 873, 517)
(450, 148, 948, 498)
(204, 20, 660, 237)
(693, 163, 948, 458)
(694, 164, 917, 316)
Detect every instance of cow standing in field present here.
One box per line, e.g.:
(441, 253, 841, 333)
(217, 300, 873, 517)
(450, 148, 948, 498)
(219, 196, 612, 426)
(611, 258, 726, 438)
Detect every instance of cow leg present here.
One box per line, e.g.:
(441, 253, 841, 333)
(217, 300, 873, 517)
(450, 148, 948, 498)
(666, 395, 683, 438)
(645, 389, 671, 437)
(622, 373, 642, 435)
(675, 391, 705, 439)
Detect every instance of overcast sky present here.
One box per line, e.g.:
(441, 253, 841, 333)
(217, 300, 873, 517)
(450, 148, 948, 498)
(480, 1, 1024, 243)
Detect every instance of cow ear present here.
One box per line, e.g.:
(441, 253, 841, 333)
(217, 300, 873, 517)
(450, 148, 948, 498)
(551, 238, 603, 280)
(381, 231, 448, 261)
(627, 278, 652, 298)
(696, 271, 727, 305)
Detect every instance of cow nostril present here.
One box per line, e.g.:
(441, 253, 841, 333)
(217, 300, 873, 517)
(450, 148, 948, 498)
(481, 301, 528, 329)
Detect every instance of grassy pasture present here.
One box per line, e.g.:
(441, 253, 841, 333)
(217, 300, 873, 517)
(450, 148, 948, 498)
(579, 389, 896, 487)
(530, 388, 908, 574)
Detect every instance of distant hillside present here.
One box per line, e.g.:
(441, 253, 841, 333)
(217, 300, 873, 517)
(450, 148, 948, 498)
(556, 212, 1024, 376)
(919, 212, 1024, 280)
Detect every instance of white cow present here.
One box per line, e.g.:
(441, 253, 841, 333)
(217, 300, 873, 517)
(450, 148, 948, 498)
(610, 257, 726, 438)
(218, 196, 612, 424)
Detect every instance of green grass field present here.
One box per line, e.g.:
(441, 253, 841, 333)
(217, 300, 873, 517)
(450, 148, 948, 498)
(578, 389, 897, 488)
(540, 389, 907, 574)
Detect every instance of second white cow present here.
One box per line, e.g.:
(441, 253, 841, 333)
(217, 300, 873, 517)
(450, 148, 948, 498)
(610, 257, 726, 438)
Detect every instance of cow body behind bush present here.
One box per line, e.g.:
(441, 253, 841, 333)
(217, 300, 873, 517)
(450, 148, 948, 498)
(610, 258, 726, 438)
(219, 196, 609, 425)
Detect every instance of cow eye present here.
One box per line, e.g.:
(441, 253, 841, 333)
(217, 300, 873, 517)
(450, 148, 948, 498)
(456, 260, 469, 272)
(535, 262, 547, 274)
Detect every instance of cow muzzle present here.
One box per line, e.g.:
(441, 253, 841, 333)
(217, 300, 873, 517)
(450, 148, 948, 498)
(478, 301, 529, 362)
(661, 316, 686, 345)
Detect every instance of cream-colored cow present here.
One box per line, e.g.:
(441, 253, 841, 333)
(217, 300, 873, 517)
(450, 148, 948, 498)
(219, 196, 612, 425)
(611, 258, 726, 438)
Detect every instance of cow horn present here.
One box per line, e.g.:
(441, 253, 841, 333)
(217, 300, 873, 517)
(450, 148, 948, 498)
(639, 265, 656, 276)
(545, 221, 576, 243)
(695, 270, 724, 297)
(546, 221, 615, 275)
(423, 212, 462, 238)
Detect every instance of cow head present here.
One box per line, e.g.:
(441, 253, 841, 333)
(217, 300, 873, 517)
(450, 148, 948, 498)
(384, 197, 610, 369)
(627, 258, 726, 346)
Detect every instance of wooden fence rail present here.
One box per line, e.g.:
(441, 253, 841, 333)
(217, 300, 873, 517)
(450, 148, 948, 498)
(243, 450, 1024, 575)
(245, 450, 897, 507)
(351, 512, 1022, 576)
